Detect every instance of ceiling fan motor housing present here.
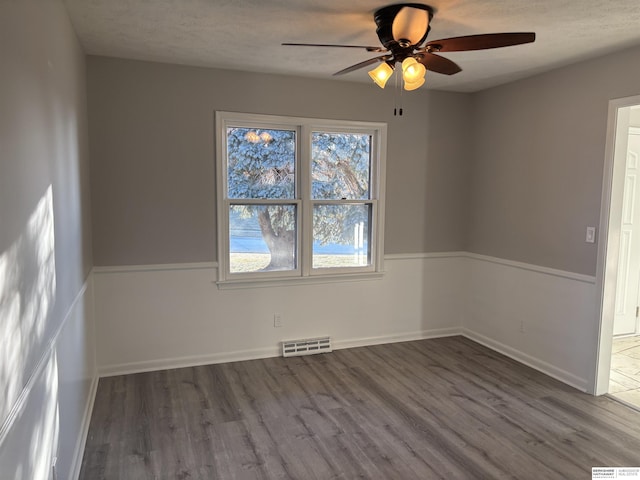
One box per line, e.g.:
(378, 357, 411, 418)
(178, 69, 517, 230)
(374, 3, 434, 61)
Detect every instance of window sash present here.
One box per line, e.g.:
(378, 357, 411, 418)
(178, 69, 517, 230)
(307, 201, 376, 275)
(226, 126, 298, 200)
(216, 112, 386, 285)
(225, 200, 302, 280)
(310, 130, 373, 201)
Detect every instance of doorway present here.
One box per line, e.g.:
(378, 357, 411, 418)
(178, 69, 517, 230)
(609, 122, 640, 406)
(612, 124, 640, 337)
(595, 97, 640, 399)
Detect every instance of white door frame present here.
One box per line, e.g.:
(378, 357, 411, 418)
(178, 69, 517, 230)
(593, 95, 640, 395)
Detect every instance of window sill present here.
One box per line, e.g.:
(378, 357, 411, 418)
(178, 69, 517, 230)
(215, 271, 385, 290)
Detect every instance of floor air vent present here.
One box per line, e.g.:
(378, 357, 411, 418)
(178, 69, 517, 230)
(282, 336, 332, 357)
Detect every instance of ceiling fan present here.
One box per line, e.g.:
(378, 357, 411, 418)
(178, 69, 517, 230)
(283, 3, 535, 91)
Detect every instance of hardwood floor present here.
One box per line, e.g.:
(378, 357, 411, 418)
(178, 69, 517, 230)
(80, 336, 640, 479)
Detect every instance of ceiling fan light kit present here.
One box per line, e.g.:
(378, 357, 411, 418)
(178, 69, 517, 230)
(400, 56, 427, 87)
(368, 61, 395, 88)
(403, 75, 426, 91)
(283, 3, 535, 93)
(386, 3, 433, 48)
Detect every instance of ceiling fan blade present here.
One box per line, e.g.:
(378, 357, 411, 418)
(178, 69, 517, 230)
(416, 52, 461, 75)
(425, 32, 536, 52)
(282, 43, 387, 53)
(333, 56, 389, 76)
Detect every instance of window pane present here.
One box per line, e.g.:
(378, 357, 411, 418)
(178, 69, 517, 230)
(229, 204, 297, 273)
(227, 127, 296, 199)
(312, 132, 371, 200)
(313, 204, 371, 268)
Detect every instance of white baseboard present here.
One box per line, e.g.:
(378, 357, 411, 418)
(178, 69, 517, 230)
(98, 346, 281, 377)
(333, 328, 462, 350)
(462, 328, 589, 392)
(70, 372, 99, 480)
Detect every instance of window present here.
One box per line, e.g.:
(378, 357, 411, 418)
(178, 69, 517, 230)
(216, 112, 386, 286)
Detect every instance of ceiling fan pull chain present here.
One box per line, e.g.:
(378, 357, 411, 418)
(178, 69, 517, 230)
(399, 75, 404, 115)
(393, 70, 399, 115)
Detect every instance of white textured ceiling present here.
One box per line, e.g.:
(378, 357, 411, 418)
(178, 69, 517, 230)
(63, 0, 640, 92)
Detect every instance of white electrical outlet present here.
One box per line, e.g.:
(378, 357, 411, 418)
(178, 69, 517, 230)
(274, 313, 283, 328)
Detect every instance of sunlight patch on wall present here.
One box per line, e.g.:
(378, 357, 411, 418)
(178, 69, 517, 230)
(0, 351, 60, 480)
(0, 185, 56, 428)
(29, 354, 60, 480)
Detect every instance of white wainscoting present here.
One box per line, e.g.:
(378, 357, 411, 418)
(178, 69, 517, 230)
(92, 254, 465, 376)
(92, 253, 599, 394)
(0, 277, 97, 480)
(463, 253, 598, 392)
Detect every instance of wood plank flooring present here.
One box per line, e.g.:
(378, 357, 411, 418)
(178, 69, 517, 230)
(80, 336, 640, 479)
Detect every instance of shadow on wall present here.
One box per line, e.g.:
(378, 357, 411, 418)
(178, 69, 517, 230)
(0, 185, 59, 478)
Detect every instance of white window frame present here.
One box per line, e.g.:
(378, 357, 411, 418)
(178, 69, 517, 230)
(215, 111, 387, 288)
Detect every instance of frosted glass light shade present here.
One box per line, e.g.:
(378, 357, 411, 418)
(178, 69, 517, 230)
(404, 76, 425, 91)
(368, 62, 394, 88)
(392, 6, 429, 46)
(402, 57, 426, 83)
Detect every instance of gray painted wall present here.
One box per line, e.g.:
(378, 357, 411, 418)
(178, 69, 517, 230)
(88, 45, 640, 277)
(86, 45, 640, 275)
(0, 1, 94, 478)
(86, 56, 472, 265)
(469, 44, 640, 276)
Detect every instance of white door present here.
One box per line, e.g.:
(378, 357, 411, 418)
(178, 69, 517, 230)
(614, 127, 640, 336)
